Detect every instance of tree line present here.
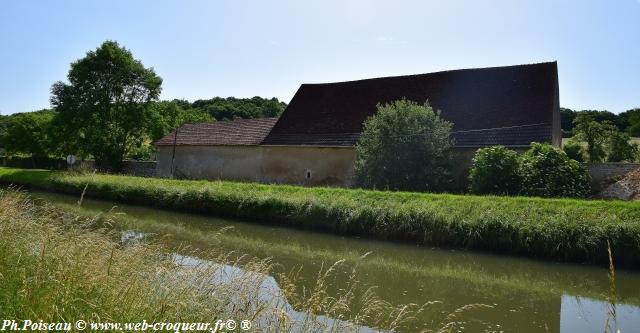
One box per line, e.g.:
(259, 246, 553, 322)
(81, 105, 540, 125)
(561, 107, 640, 137)
(0, 41, 285, 169)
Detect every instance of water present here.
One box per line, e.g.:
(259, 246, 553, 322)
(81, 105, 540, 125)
(30, 191, 640, 332)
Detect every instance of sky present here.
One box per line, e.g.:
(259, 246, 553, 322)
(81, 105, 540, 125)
(0, 0, 639, 115)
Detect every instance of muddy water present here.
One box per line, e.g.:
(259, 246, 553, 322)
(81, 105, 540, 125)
(31, 190, 640, 332)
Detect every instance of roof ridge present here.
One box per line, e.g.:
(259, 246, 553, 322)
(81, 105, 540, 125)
(300, 61, 558, 86)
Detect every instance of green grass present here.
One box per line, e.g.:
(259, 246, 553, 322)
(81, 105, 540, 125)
(1, 167, 640, 266)
(0, 189, 472, 332)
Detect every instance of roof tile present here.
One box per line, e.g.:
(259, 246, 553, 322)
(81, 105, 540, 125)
(154, 117, 278, 146)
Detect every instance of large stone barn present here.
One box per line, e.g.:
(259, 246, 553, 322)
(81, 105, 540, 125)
(155, 62, 561, 187)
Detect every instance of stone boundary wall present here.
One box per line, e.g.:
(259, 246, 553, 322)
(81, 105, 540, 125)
(587, 163, 640, 191)
(121, 161, 156, 177)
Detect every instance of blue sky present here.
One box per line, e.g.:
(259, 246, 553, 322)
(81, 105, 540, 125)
(0, 0, 639, 115)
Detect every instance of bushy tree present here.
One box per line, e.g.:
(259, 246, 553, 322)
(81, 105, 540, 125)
(607, 131, 638, 162)
(519, 143, 591, 198)
(50, 40, 162, 170)
(469, 146, 521, 195)
(562, 141, 586, 162)
(355, 99, 453, 191)
(0, 110, 56, 158)
(572, 113, 616, 162)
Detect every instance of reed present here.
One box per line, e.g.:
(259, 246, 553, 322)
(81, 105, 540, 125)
(0, 189, 484, 332)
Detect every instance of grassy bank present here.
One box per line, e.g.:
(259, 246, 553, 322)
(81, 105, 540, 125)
(1, 167, 640, 266)
(1, 189, 450, 332)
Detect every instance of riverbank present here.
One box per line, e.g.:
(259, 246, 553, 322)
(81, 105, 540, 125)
(1, 167, 640, 266)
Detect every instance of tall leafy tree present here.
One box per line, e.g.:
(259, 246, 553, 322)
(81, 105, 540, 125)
(571, 113, 616, 162)
(50, 40, 162, 170)
(607, 131, 638, 162)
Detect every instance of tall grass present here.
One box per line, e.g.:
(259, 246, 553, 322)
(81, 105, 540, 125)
(1, 167, 640, 266)
(0, 189, 483, 332)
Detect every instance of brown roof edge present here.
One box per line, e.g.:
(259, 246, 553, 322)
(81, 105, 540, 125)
(300, 61, 558, 86)
(154, 117, 279, 146)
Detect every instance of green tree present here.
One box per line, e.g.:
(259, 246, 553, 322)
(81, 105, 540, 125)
(0, 110, 55, 158)
(469, 146, 521, 195)
(607, 131, 638, 162)
(624, 108, 640, 137)
(519, 143, 591, 198)
(560, 107, 576, 137)
(147, 100, 213, 141)
(50, 40, 162, 170)
(192, 96, 285, 120)
(354, 99, 453, 191)
(572, 113, 616, 162)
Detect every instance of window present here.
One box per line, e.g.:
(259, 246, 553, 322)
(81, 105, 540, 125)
(305, 169, 312, 179)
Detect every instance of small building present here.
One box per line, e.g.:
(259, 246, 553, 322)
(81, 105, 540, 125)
(155, 62, 561, 187)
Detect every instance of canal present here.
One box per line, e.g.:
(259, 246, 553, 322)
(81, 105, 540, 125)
(30, 190, 640, 332)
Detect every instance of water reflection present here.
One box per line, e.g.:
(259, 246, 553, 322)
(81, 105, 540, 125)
(173, 254, 382, 333)
(561, 295, 640, 333)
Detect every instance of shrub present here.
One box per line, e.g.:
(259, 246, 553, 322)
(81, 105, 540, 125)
(519, 143, 591, 198)
(562, 141, 586, 162)
(469, 146, 521, 195)
(354, 99, 453, 192)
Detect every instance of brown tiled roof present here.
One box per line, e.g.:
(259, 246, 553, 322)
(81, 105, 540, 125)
(262, 62, 559, 147)
(154, 117, 278, 146)
(451, 123, 552, 147)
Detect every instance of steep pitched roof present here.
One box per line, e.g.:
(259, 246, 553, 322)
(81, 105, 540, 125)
(262, 62, 559, 147)
(154, 117, 278, 146)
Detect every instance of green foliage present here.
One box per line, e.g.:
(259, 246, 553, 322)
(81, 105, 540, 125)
(560, 108, 577, 137)
(624, 108, 640, 137)
(469, 146, 521, 195)
(561, 107, 639, 137)
(562, 141, 586, 162)
(50, 40, 163, 170)
(607, 131, 639, 162)
(355, 99, 453, 191)
(519, 143, 591, 198)
(572, 113, 616, 162)
(192, 96, 286, 120)
(1, 167, 639, 266)
(147, 100, 213, 141)
(0, 110, 56, 158)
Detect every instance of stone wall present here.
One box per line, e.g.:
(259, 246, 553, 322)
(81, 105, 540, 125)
(155, 145, 356, 186)
(156, 145, 484, 189)
(121, 161, 157, 177)
(587, 163, 640, 191)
